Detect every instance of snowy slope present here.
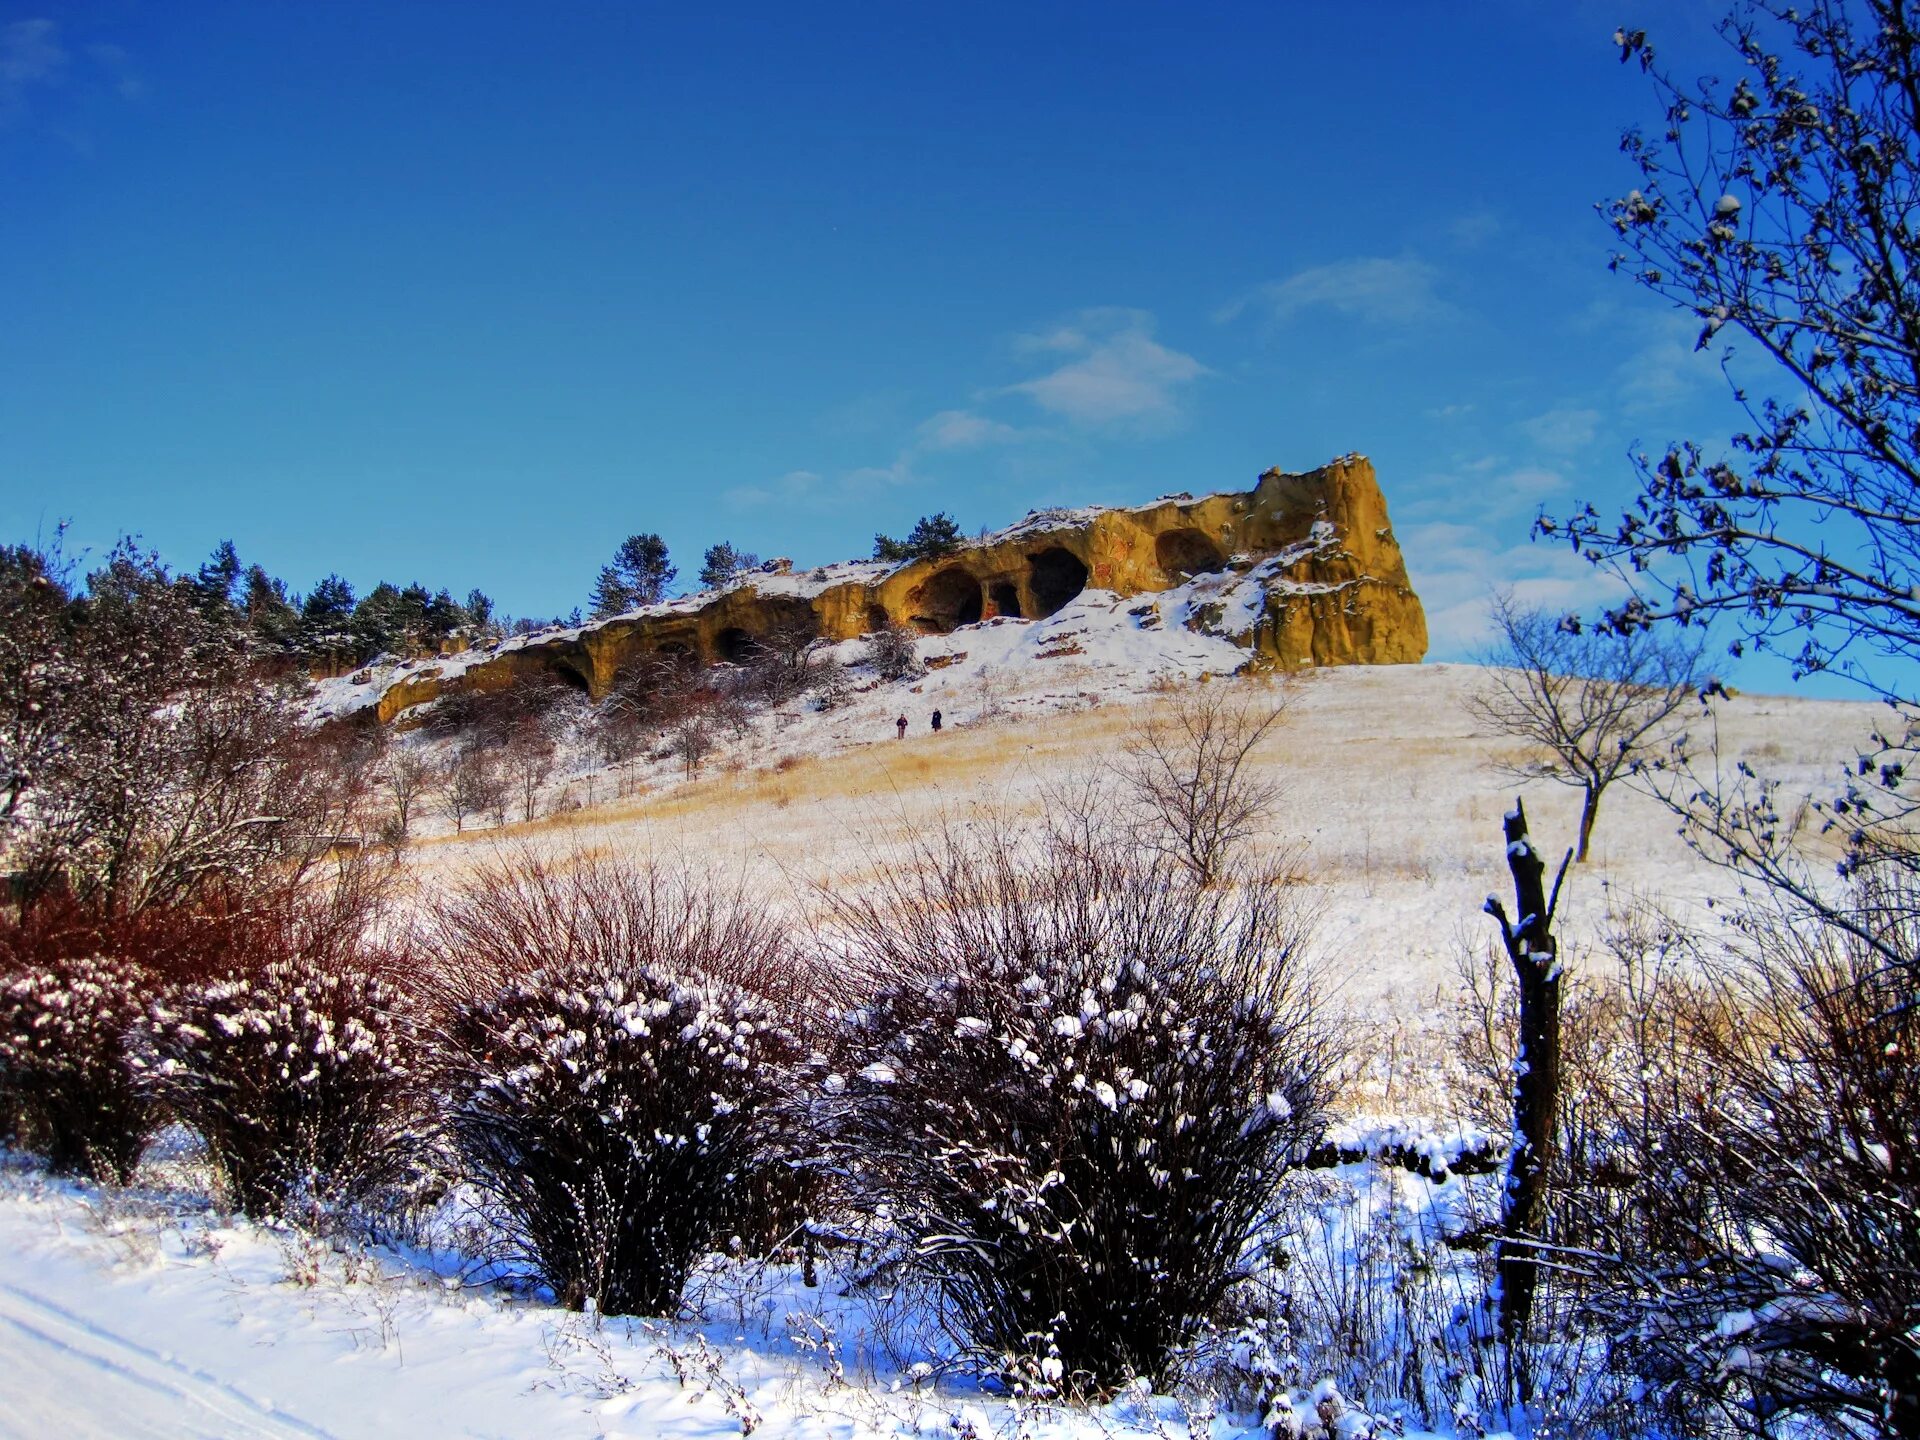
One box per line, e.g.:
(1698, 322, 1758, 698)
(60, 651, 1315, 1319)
(0, 1158, 1460, 1440)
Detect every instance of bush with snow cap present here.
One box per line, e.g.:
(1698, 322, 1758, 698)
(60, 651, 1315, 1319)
(0, 951, 158, 1183)
(148, 954, 421, 1218)
(425, 851, 807, 1318)
(821, 829, 1339, 1389)
(439, 958, 800, 1315)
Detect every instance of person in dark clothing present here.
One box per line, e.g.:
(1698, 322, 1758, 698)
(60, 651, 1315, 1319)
(895, 714, 908, 739)
(931, 709, 943, 732)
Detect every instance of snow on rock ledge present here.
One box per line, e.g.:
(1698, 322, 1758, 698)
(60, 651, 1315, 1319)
(323, 454, 1428, 725)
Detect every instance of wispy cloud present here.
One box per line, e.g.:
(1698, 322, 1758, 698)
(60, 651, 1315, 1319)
(915, 409, 1021, 452)
(0, 18, 66, 125)
(1219, 256, 1452, 328)
(1004, 308, 1209, 431)
(1402, 456, 1569, 525)
(1447, 209, 1501, 250)
(722, 469, 821, 512)
(1517, 404, 1601, 452)
(1403, 519, 1627, 653)
(1614, 314, 1721, 413)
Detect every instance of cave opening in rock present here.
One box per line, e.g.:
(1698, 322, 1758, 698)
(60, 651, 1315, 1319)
(913, 568, 986, 633)
(1155, 528, 1228, 580)
(988, 581, 1023, 619)
(550, 661, 592, 693)
(1027, 548, 1089, 618)
(716, 627, 757, 664)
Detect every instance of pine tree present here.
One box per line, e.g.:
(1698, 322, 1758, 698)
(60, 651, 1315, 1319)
(300, 574, 357, 665)
(193, 540, 243, 613)
(591, 534, 675, 618)
(873, 513, 964, 562)
(242, 566, 300, 654)
(698, 541, 759, 589)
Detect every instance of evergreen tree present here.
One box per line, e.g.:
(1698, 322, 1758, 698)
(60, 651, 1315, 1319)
(874, 513, 964, 562)
(242, 565, 300, 654)
(193, 540, 243, 614)
(591, 533, 675, 618)
(300, 574, 357, 665)
(698, 541, 759, 589)
(465, 588, 495, 633)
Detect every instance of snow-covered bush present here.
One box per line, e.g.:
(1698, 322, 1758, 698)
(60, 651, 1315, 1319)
(0, 951, 158, 1183)
(439, 960, 800, 1315)
(863, 622, 921, 681)
(148, 953, 422, 1219)
(427, 852, 807, 1316)
(821, 831, 1340, 1389)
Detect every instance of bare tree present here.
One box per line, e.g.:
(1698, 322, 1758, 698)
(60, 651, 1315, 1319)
(439, 746, 504, 835)
(1466, 592, 1706, 862)
(1543, 4, 1920, 911)
(1480, 800, 1572, 1387)
(375, 746, 437, 840)
(2, 540, 344, 916)
(669, 715, 713, 776)
(501, 721, 558, 823)
(1552, 6, 1920, 703)
(1117, 685, 1287, 886)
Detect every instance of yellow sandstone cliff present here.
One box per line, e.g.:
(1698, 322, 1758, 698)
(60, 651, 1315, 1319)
(366, 454, 1426, 723)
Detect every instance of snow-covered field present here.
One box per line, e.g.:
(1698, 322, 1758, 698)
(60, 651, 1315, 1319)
(382, 589, 1873, 1024)
(0, 1143, 1482, 1440)
(4, 596, 1877, 1439)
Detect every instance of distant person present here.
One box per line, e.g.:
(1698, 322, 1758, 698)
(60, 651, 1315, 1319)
(895, 714, 908, 739)
(931, 709, 943, 733)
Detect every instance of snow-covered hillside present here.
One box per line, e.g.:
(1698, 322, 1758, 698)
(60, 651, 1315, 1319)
(370, 585, 1873, 1022)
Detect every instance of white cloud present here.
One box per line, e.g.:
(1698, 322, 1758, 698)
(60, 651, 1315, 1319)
(723, 469, 820, 512)
(843, 458, 918, 491)
(0, 18, 66, 124)
(1401, 519, 1628, 654)
(1614, 315, 1721, 413)
(1220, 256, 1452, 328)
(1517, 405, 1601, 452)
(1448, 209, 1501, 250)
(1401, 458, 1569, 524)
(1005, 309, 1209, 431)
(915, 409, 1021, 452)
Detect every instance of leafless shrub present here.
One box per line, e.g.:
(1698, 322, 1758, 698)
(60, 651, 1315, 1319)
(1584, 876, 1920, 1437)
(1117, 685, 1288, 886)
(863, 622, 921, 681)
(816, 824, 1340, 1389)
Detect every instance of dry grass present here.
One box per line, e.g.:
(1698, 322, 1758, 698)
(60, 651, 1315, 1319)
(402, 664, 1879, 1012)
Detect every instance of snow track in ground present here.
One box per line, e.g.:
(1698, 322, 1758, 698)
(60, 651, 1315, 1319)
(0, 1277, 339, 1440)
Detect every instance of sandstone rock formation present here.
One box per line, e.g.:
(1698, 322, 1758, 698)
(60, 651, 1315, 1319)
(361, 454, 1427, 723)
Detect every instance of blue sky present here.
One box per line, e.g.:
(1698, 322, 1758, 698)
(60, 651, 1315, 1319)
(3, 2, 1762, 665)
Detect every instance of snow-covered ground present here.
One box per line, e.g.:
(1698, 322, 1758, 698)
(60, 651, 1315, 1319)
(378, 589, 1873, 1030)
(0, 1144, 1482, 1440)
(5, 588, 1873, 1437)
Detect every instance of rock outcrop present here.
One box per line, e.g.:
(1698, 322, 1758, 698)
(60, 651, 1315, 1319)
(359, 454, 1426, 723)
